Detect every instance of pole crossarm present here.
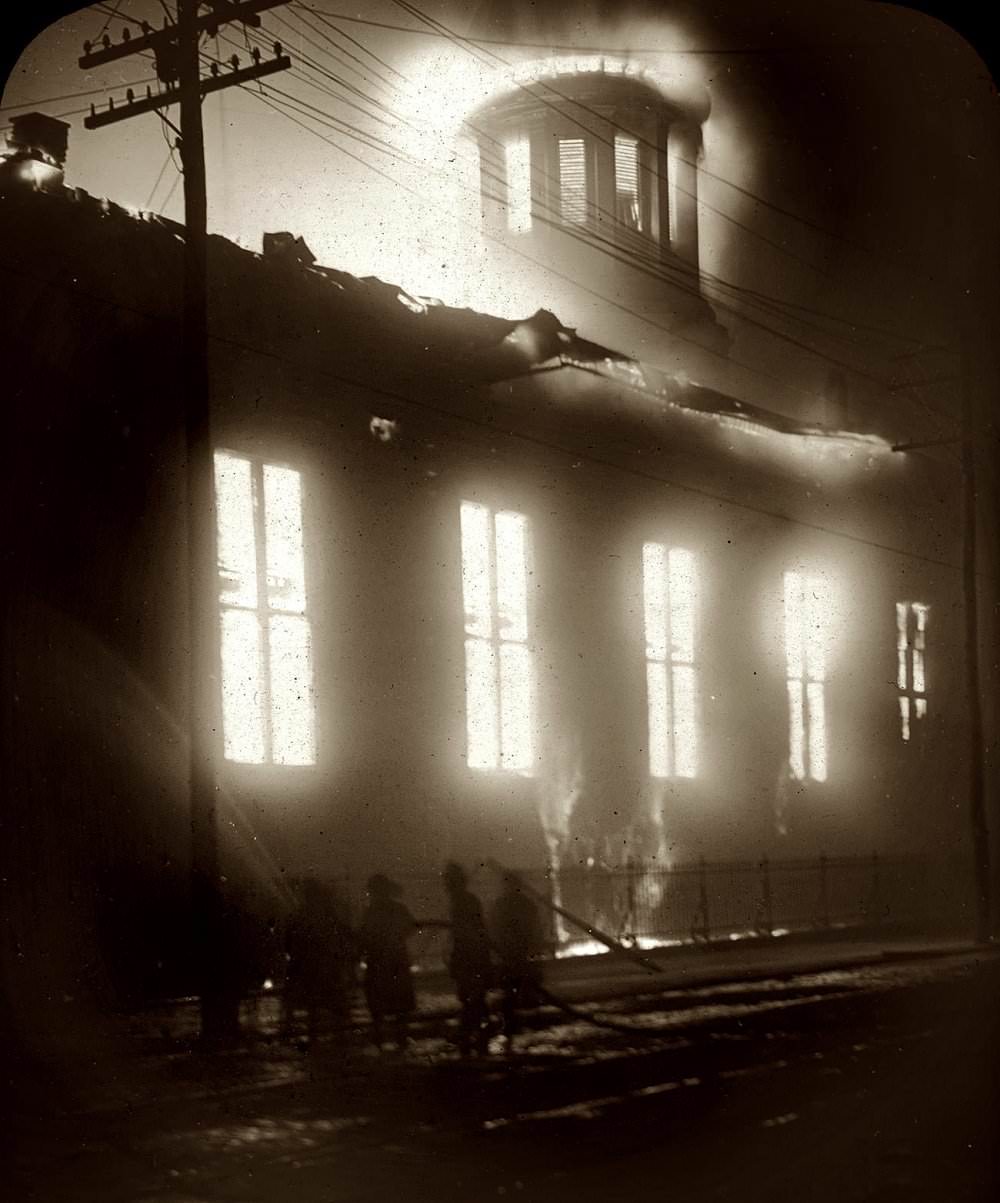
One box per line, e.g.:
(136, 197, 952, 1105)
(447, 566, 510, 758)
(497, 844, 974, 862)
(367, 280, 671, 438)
(84, 55, 292, 129)
(78, 0, 287, 69)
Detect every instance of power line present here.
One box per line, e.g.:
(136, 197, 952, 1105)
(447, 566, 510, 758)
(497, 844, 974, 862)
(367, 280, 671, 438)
(219, 32, 403, 130)
(1, 103, 111, 133)
(91, 0, 128, 37)
(290, 5, 398, 93)
(11, 32, 842, 365)
(0, 76, 161, 114)
(292, 5, 864, 56)
(14, 31, 943, 446)
(391, 0, 965, 300)
(159, 162, 183, 212)
(385, 0, 959, 409)
(243, 77, 934, 423)
(143, 145, 174, 210)
(287, 2, 914, 363)
(0, 254, 968, 576)
(278, 7, 398, 98)
(242, 66, 942, 422)
(200, 16, 957, 434)
(390, 0, 838, 286)
(77, 0, 969, 311)
(221, 14, 950, 369)
(305, 7, 406, 82)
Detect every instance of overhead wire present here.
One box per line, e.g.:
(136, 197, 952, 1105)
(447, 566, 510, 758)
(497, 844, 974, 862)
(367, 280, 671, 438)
(218, 27, 956, 435)
(233, 69, 947, 423)
(291, 5, 857, 56)
(96, 21, 948, 453)
(277, 7, 400, 100)
(188, 45, 955, 460)
(206, 76, 964, 462)
(53, 8, 957, 442)
(383, 0, 962, 424)
(3, 5, 959, 556)
(291, 5, 400, 94)
(388, 0, 966, 305)
(280, 5, 948, 364)
(306, 8, 407, 83)
(240, 9, 944, 362)
(6, 13, 964, 466)
(0, 77, 161, 115)
(143, 145, 174, 210)
(388, 0, 874, 295)
(84, 0, 972, 316)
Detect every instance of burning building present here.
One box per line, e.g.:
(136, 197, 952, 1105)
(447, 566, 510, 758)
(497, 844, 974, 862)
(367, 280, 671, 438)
(1, 3, 997, 1034)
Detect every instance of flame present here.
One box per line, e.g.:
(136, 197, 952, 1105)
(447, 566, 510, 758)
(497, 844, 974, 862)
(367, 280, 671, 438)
(381, 15, 722, 314)
(538, 735, 584, 945)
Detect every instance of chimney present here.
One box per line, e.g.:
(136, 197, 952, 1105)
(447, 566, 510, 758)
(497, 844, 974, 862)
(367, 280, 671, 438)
(262, 231, 316, 269)
(1, 112, 71, 192)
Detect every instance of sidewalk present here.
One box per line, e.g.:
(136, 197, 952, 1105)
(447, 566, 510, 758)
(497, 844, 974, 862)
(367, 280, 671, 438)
(10, 928, 989, 1123)
(531, 928, 986, 1003)
(128, 925, 983, 1037)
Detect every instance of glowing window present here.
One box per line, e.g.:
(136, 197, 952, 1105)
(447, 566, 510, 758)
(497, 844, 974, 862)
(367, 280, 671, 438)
(214, 451, 315, 766)
(504, 136, 532, 233)
(558, 138, 588, 224)
(896, 602, 929, 741)
(459, 502, 535, 773)
(614, 134, 642, 231)
(643, 544, 698, 778)
(783, 571, 828, 782)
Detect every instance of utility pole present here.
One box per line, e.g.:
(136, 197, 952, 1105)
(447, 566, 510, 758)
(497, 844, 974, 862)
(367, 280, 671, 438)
(892, 345, 993, 942)
(79, 1, 291, 1040)
(961, 341, 992, 944)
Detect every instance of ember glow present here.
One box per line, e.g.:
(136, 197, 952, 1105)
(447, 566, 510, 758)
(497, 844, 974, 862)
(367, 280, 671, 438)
(384, 29, 721, 323)
(783, 570, 829, 782)
(643, 544, 699, 779)
(896, 601, 929, 741)
(214, 451, 315, 766)
(460, 501, 535, 773)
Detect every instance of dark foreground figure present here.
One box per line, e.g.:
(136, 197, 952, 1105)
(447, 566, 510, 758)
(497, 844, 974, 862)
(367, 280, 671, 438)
(283, 877, 355, 1044)
(490, 872, 546, 1040)
(442, 862, 493, 1056)
(358, 874, 416, 1049)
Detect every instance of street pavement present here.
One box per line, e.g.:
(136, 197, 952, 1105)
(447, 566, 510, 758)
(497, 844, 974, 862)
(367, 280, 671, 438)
(9, 934, 1000, 1202)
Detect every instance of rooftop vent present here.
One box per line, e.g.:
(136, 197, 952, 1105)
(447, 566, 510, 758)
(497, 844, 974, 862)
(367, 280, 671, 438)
(1, 111, 70, 192)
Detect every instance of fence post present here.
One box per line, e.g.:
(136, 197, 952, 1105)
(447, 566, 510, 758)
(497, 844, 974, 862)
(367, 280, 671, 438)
(696, 857, 711, 942)
(865, 852, 881, 927)
(622, 858, 639, 946)
(758, 855, 773, 936)
(818, 854, 830, 929)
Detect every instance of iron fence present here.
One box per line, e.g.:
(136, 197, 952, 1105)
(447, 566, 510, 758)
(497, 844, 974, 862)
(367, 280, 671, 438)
(330, 853, 956, 971)
(118, 852, 968, 1019)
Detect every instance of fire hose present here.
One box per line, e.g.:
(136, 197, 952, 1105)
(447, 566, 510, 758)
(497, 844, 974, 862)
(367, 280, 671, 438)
(486, 859, 693, 1038)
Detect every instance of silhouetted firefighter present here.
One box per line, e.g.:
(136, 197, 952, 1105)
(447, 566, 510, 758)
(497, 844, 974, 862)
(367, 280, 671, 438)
(199, 891, 254, 1047)
(358, 875, 416, 1050)
(442, 862, 493, 1057)
(490, 871, 546, 1043)
(283, 877, 355, 1047)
